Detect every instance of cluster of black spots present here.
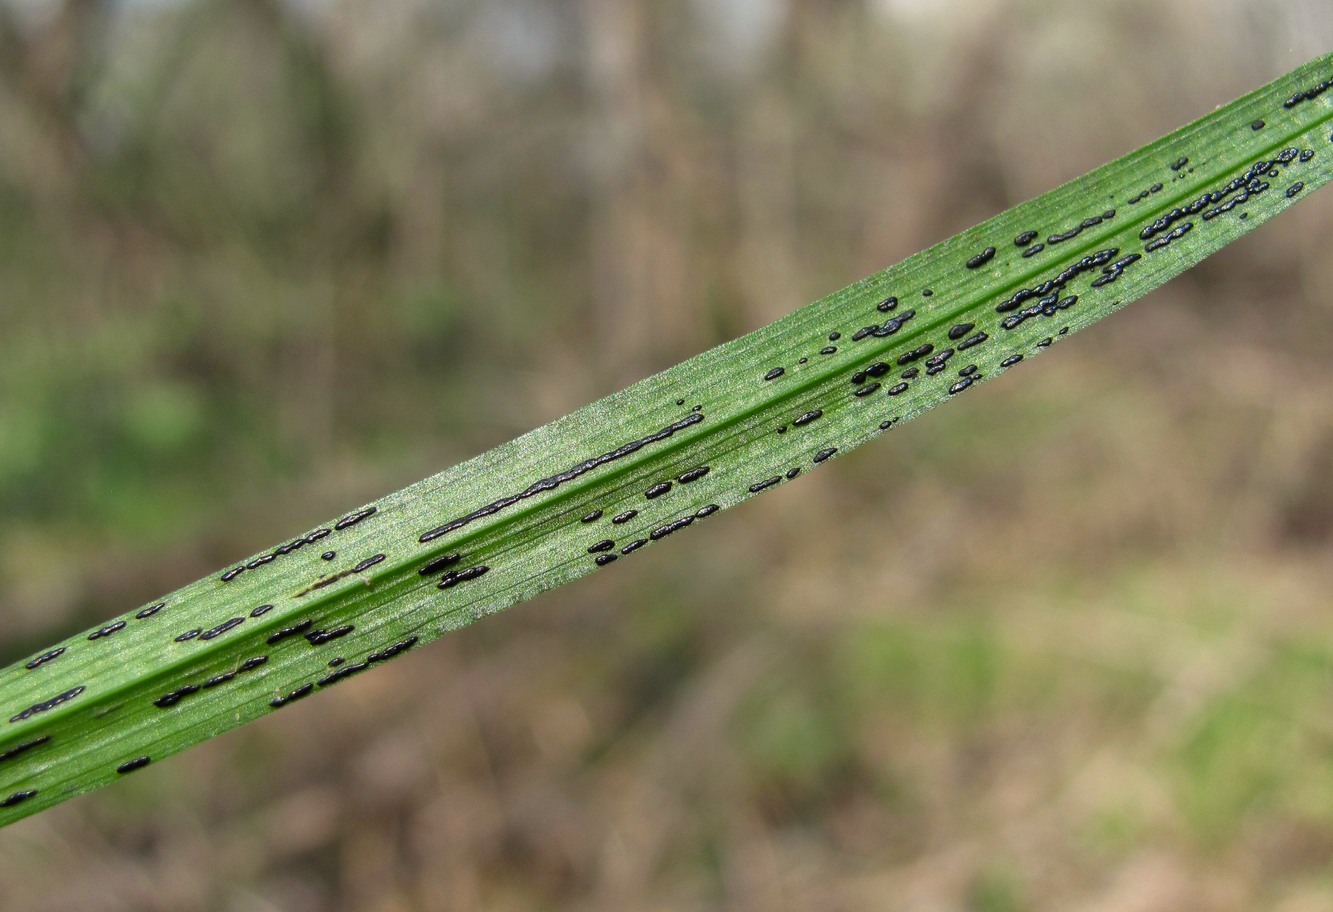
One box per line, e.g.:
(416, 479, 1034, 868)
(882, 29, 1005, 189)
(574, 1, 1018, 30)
(782, 467, 800, 480)
(1126, 182, 1165, 205)
(135, 603, 165, 621)
(922, 289, 933, 297)
(798, 357, 808, 364)
(764, 367, 785, 381)
(1021, 243, 1046, 259)
(419, 413, 705, 544)
(900, 367, 919, 380)
(24, 648, 65, 671)
(0, 790, 37, 808)
(1037, 337, 1054, 348)
(353, 554, 387, 573)
(924, 348, 955, 376)
(1287, 181, 1305, 198)
(607, 510, 635, 525)
(1000, 293, 1078, 331)
(175, 629, 201, 643)
(1299, 149, 1315, 162)
(998, 248, 1121, 314)
(369, 636, 418, 663)
(828, 331, 841, 341)
(153, 684, 200, 708)
(886, 382, 909, 396)
(321, 551, 337, 561)
(1284, 77, 1333, 109)
(329, 657, 345, 667)
(437, 565, 490, 589)
(1175, 152, 1306, 226)
(1013, 230, 1038, 247)
(116, 757, 151, 775)
(959, 365, 978, 378)
(877, 297, 898, 312)
(1001, 354, 1024, 367)
(849, 362, 891, 384)
(775, 425, 787, 435)
(966, 247, 997, 269)
(853, 309, 917, 341)
(948, 377, 975, 395)
(199, 617, 245, 641)
(581, 509, 603, 523)
(221, 526, 337, 583)
(695, 504, 720, 518)
(419, 553, 462, 576)
(645, 482, 673, 499)
(314, 635, 421, 689)
(156, 654, 269, 708)
(948, 323, 975, 340)
(650, 515, 695, 541)
(1170, 156, 1190, 172)
(267, 619, 314, 645)
(896, 344, 934, 366)
(595, 554, 618, 566)
(814, 447, 837, 463)
(270, 683, 314, 708)
(677, 466, 710, 484)
(1251, 119, 1266, 130)
(855, 383, 880, 397)
(1144, 221, 1194, 252)
(1047, 212, 1114, 245)
(819, 345, 838, 355)
(957, 332, 988, 350)
(793, 409, 823, 427)
(335, 507, 379, 531)
(622, 539, 648, 555)
(1091, 253, 1141, 287)
(748, 476, 782, 493)
(251, 604, 275, 618)
(87, 620, 127, 642)
(0, 735, 50, 764)
(305, 626, 355, 646)
(588, 540, 615, 554)
(10, 686, 85, 723)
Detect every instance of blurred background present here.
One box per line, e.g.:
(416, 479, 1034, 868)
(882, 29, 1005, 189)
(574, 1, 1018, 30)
(1, 0, 1332, 909)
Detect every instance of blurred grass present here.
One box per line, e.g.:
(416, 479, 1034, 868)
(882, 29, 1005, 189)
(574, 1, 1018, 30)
(2, 0, 1333, 909)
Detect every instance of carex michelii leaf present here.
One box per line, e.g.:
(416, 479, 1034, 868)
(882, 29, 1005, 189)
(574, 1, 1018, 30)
(2, 53, 1332, 827)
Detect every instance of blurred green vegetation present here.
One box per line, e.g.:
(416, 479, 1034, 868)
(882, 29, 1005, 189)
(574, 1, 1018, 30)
(2, 1, 1333, 910)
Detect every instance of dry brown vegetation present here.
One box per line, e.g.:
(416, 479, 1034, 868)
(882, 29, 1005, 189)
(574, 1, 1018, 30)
(1, 1, 1333, 909)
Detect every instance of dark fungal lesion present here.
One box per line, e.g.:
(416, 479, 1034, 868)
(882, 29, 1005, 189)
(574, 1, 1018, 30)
(10, 685, 86, 724)
(220, 506, 379, 584)
(437, 565, 489, 589)
(0, 735, 51, 764)
(270, 683, 314, 708)
(87, 620, 127, 641)
(419, 553, 462, 576)
(115, 757, 151, 775)
(24, 648, 66, 671)
(135, 602, 165, 620)
(418, 412, 705, 545)
(154, 653, 271, 708)
(267, 619, 314, 645)
(965, 246, 996, 268)
(305, 626, 355, 646)
(0, 790, 37, 808)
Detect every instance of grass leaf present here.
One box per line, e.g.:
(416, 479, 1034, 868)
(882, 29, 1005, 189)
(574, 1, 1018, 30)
(2, 51, 1331, 827)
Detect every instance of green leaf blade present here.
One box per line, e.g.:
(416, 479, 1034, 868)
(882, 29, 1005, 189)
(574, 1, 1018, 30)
(2, 52, 1331, 826)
